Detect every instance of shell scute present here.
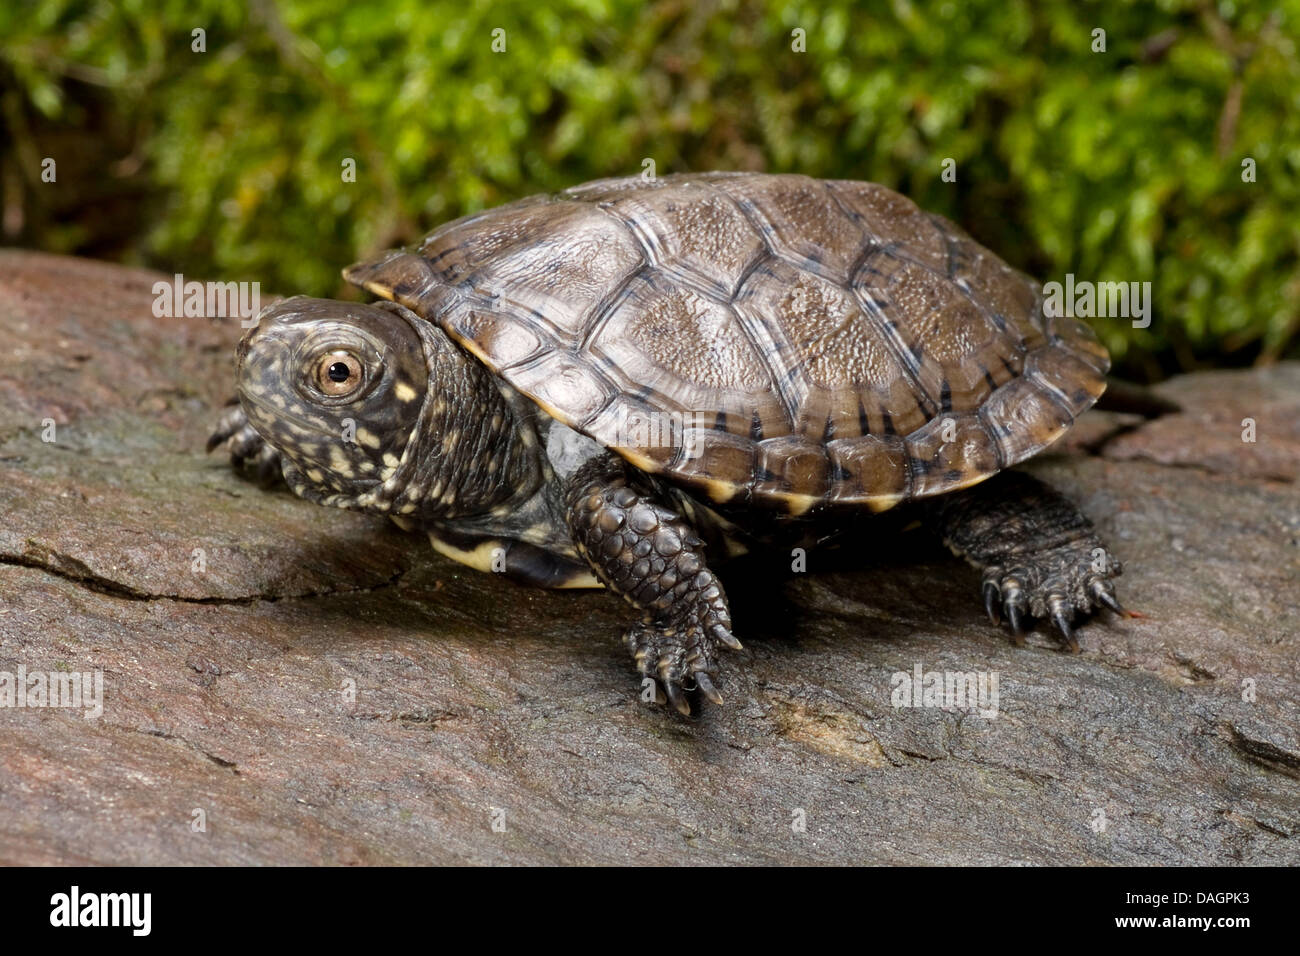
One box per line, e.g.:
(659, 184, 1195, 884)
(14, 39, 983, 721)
(441, 301, 546, 368)
(732, 259, 930, 440)
(827, 180, 952, 275)
(976, 375, 1076, 465)
(755, 435, 830, 501)
(712, 174, 868, 284)
(903, 414, 1003, 497)
(506, 350, 614, 429)
(1025, 343, 1108, 417)
(825, 435, 910, 507)
(422, 199, 643, 338)
(665, 428, 756, 502)
(599, 181, 767, 299)
(593, 273, 773, 397)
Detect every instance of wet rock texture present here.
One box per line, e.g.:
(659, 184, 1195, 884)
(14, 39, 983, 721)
(1, 250, 1297, 865)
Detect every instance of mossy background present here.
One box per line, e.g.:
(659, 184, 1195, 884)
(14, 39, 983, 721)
(2, 0, 1297, 380)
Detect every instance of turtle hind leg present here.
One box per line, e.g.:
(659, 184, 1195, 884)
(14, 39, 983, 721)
(564, 453, 741, 715)
(926, 470, 1124, 649)
(207, 399, 284, 484)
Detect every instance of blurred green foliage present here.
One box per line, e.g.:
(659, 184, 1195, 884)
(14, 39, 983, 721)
(2, 0, 1298, 378)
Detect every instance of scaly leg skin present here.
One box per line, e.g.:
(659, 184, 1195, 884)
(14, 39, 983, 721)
(927, 471, 1124, 650)
(207, 399, 284, 483)
(565, 453, 741, 715)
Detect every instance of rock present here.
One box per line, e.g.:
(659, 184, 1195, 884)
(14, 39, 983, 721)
(1, 250, 1297, 864)
(1101, 365, 1300, 483)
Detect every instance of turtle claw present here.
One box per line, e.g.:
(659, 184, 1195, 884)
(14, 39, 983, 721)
(626, 617, 728, 717)
(206, 401, 245, 453)
(1050, 604, 1078, 652)
(1092, 580, 1125, 616)
(1005, 600, 1026, 643)
(662, 676, 691, 716)
(982, 545, 1122, 650)
(983, 581, 1002, 624)
(254, 444, 282, 484)
(208, 399, 284, 484)
(712, 624, 743, 651)
(695, 672, 724, 706)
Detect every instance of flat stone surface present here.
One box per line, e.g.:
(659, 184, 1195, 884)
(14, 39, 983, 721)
(1, 250, 1296, 864)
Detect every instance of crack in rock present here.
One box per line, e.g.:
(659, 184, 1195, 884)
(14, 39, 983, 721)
(1227, 725, 1300, 780)
(131, 727, 240, 773)
(349, 707, 464, 726)
(1, 545, 408, 605)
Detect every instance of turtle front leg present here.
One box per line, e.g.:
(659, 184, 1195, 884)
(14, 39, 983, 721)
(207, 399, 284, 483)
(926, 471, 1124, 649)
(564, 453, 741, 715)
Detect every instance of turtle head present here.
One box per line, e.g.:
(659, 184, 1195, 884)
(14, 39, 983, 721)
(236, 296, 430, 506)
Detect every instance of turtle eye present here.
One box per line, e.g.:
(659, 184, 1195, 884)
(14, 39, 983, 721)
(315, 350, 363, 397)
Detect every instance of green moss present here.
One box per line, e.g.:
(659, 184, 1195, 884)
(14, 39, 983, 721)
(3, 0, 1298, 378)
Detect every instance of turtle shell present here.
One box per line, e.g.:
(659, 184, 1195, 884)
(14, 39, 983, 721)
(345, 173, 1108, 514)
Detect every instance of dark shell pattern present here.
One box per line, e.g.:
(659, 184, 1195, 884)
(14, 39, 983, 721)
(345, 173, 1109, 513)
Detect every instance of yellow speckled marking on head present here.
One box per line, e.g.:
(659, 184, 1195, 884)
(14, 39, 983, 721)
(395, 382, 418, 403)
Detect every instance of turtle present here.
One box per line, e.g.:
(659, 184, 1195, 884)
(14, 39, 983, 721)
(209, 172, 1125, 715)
